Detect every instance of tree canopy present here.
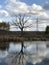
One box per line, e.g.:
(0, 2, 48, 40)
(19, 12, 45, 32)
(0, 22, 10, 31)
(10, 14, 32, 32)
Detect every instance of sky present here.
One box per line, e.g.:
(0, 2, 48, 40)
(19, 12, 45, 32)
(0, 0, 49, 31)
(20, 0, 49, 5)
(0, 0, 49, 5)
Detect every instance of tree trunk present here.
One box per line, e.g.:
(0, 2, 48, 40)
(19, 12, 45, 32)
(21, 42, 24, 54)
(21, 28, 23, 36)
(20, 28, 24, 53)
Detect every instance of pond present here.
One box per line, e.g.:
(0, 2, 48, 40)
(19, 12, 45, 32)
(0, 41, 49, 65)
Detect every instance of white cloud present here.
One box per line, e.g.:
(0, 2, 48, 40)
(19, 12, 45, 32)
(5, 0, 49, 18)
(32, 4, 43, 11)
(0, 10, 9, 17)
(5, 0, 30, 15)
(0, 19, 2, 23)
(38, 23, 47, 31)
(4, 0, 49, 31)
(31, 4, 49, 18)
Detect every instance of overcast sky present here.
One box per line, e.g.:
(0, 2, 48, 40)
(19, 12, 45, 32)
(0, 0, 49, 31)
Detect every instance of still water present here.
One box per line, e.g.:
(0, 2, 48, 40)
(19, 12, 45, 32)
(0, 41, 49, 65)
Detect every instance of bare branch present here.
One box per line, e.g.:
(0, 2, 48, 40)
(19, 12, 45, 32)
(10, 14, 32, 31)
(24, 24, 33, 28)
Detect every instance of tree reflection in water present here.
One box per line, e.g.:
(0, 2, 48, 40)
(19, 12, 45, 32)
(7, 41, 33, 65)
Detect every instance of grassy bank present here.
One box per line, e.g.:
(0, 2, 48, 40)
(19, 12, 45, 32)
(0, 36, 48, 42)
(0, 30, 49, 42)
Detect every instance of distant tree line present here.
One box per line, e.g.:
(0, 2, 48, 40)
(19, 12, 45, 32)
(45, 26, 49, 33)
(0, 22, 10, 31)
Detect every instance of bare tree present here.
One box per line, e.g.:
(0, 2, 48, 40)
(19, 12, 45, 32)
(9, 14, 33, 65)
(10, 13, 32, 56)
(10, 14, 32, 32)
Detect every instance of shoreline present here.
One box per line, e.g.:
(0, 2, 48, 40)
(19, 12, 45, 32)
(0, 37, 48, 42)
(0, 30, 49, 42)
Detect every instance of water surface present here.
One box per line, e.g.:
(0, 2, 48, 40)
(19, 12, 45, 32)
(0, 41, 49, 65)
